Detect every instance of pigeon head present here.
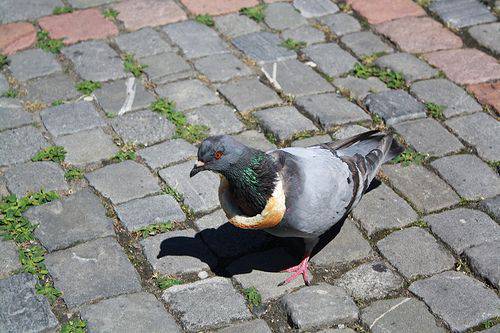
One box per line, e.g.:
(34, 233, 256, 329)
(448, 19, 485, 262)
(190, 135, 249, 178)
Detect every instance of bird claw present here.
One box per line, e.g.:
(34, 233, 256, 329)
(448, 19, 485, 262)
(278, 256, 311, 286)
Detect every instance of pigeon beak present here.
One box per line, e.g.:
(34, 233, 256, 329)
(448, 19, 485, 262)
(189, 160, 206, 177)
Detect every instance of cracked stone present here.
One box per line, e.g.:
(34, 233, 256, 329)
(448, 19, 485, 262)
(424, 208, 500, 255)
(335, 261, 404, 301)
(115, 194, 185, 232)
(409, 271, 500, 332)
(86, 160, 160, 204)
(46, 237, 142, 308)
(163, 277, 251, 331)
(5, 162, 68, 197)
(24, 188, 114, 252)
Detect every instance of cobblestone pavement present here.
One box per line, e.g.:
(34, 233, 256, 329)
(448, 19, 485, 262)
(0, 0, 499, 332)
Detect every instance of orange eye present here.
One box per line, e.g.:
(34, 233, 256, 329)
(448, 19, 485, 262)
(214, 151, 223, 160)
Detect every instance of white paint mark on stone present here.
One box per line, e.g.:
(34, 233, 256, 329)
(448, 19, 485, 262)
(118, 77, 137, 115)
(261, 62, 282, 90)
(369, 297, 411, 329)
(72, 253, 98, 263)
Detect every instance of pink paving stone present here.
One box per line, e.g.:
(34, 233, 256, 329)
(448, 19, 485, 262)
(424, 49, 500, 85)
(0, 22, 37, 55)
(375, 16, 463, 54)
(112, 0, 187, 31)
(347, 0, 425, 24)
(181, 0, 259, 15)
(467, 82, 500, 113)
(38, 9, 118, 45)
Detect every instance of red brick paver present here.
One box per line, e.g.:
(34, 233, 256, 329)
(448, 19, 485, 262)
(113, 0, 187, 31)
(375, 17, 463, 54)
(0, 22, 37, 55)
(347, 0, 425, 25)
(424, 48, 500, 85)
(39, 9, 119, 45)
(468, 82, 500, 113)
(181, 0, 259, 15)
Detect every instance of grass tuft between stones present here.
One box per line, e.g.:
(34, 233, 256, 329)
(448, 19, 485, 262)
(240, 5, 266, 22)
(32, 146, 66, 163)
(391, 148, 428, 167)
(352, 63, 405, 89)
(113, 143, 137, 162)
(156, 275, 183, 290)
(36, 30, 64, 54)
(76, 80, 101, 95)
(103, 8, 119, 20)
(195, 14, 214, 27)
(123, 54, 147, 77)
(280, 38, 307, 51)
(1, 88, 18, 98)
(51, 99, 64, 107)
(61, 319, 87, 333)
(65, 167, 84, 181)
(425, 102, 445, 120)
(243, 286, 262, 308)
(150, 98, 209, 143)
(0, 54, 8, 69)
(136, 221, 173, 238)
(52, 6, 73, 15)
(36, 282, 62, 304)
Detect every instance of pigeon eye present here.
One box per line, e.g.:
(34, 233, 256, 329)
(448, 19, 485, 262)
(214, 151, 223, 160)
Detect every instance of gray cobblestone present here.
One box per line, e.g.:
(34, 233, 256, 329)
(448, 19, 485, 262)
(45, 237, 142, 308)
(218, 77, 281, 113)
(469, 22, 500, 54)
(293, 0, 339, 18)
(111, 110, 175, 146)
(429, 0, 496, 29)
(311, 218, 373, 266)
(264, 3, 307, 30)
(5, 161, 68, 197)
(481, 195, 500, 220)
(232, 130, 276, 151)
(186, 104, 245, 135)
(304, 43, 357, 77)
(116, 194, 185, 232)
(465, 240, 500, 289)
(24, 73, 79, 104)
(352, 183, 418, 236)
(262, 59, 333, 97)
(217, 319, 271, 333)
(410, 79, 482, 118)
(157, 79, 220, 112)
(141, 229, 217, 275)
(393, 118, 464, 157)
(0, 126, 49, 166)
(214, 13, 261, 38)
(341, 31, 393, 58)
(445, 112, 499, 161)
(295, 92, 369, 130)
(24, 188, 114, 252)
(67, 0, 117, 8)
(9, 49, 61, 82)
(163, 21, 229, 59)
(365, 90, 426, 125)
(254, 106, 318, 143)
(194, 53, 252, 83)
(334, 125, 369, 140)
(282, 25, 325, 45)
(377, 227, 455, 279)
(431, 154, 500, 200)
(159, 160, 220, 214)
(0, 75, 8, 95)
(319, 13, 361, 36)
(374, 53, 438, 82)
(0, 98, 33, 131)
(95, 78, 155, 115)
(424, 208, 500, 254)
(335, 261, 404, 301)
(0, 273, 58, 333)
(80, 292, 181, 333)
(0, 239, 21, 279)
(281, 283, 358, 330)
(291, 134, 331, 147)
(409, 271, 500, 332)
(232, 32, 296, 64)
(361, 298, 446, 333)
(141, 52, 193, 84)
(0, 0, 62, 23)
(86, 160, 160, 204)
(115, 27, 173, 58)
(163, 277, 251, 331)
(382, 164, 460, 213)
(333, 76, 388, 101)
(54, 128, 118, 166)
(63, 41, 126, 82)
(138, 139, 197, 169)
(41, 101, 105, 137)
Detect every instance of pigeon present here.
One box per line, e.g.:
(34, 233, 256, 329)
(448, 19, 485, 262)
(190, 130, 403, 286)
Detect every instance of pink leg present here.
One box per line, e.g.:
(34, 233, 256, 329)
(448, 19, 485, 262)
(278, 254, 311, 286)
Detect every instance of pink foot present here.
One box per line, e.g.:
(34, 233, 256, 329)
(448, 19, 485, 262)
(278, 255, 311, 286)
